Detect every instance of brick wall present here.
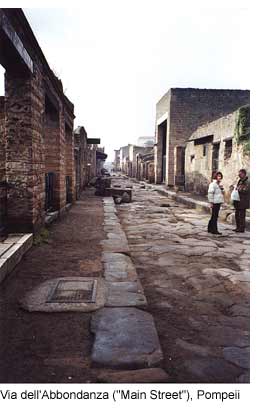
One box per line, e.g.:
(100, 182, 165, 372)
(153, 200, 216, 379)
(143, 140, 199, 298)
(65, 125, 75, 203)
(0, 9, 75, 233)
(0, 97, 5, 184)
(44, 107, 61, 211)
(0, 96, 6, 236)
(5, 70, 45, 232)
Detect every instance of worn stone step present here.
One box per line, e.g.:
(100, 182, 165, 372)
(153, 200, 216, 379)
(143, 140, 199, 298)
(96, 368, 171, 383)
(91, 307, 163, 369)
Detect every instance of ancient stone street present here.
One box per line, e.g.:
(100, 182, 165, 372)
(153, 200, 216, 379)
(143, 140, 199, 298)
(0, 7, 251, 388)
(116, 178, 250, 383)
(0, 179, 250, 383)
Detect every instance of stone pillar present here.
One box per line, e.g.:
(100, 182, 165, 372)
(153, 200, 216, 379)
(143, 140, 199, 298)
(5, 68, 45, 233)
(65, 125, 75, 203)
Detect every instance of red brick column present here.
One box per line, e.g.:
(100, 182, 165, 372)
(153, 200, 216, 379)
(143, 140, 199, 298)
(0, 97, 5, 185)
(59, 110, 66, 210)
(5, 68, 45, 233)
(0, 97, 7, 237)
(65, 125, 75, 202)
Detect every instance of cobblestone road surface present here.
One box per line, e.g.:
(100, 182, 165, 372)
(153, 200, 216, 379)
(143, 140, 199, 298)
(117, 180, 250, 383)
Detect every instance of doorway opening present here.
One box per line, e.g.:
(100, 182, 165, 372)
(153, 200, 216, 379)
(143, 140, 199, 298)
(212, 143, 220, 174)
(175, 146, 185, 187)
(158, 119, 167, 183)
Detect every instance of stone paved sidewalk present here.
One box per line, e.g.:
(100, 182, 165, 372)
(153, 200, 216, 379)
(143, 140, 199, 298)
(116, 178, 250, 383)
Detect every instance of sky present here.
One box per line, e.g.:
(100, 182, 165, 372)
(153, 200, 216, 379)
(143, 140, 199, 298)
(0, 3, 251, 161)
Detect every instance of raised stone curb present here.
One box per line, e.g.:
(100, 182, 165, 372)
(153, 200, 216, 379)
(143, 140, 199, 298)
(0, 234, 33, 284)
(100, 239, 130, 255)
(89, 197, 167, 375)
(105, 281, 147, 307)
(102, 252, 139, 282)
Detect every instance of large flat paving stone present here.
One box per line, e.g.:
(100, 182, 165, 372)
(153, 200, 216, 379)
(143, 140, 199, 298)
(91, 307, 163, 369)
(223, 346, 250, 369)
(96, 368, 171, 383)
(182, 357, 242, 383)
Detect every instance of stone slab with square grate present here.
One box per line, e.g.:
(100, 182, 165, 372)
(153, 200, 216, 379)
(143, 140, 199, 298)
(21, 277, 106, 312)
(47, 279, 97, 303)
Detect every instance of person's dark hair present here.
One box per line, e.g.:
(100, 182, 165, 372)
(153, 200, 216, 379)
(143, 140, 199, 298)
(211, 171, 217, 180)
(216, 171, 223, 179)
(239, 169, 247, 175)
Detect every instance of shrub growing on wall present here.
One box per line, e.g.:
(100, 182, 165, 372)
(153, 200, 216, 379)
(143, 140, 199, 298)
(235, 105, 250, 155)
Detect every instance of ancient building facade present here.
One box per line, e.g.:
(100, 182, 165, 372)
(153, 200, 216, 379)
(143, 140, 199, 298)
(185, 105, 250, 202)
(119, 145, 130, 174)
(127, 145, 153, 178)
(0, 9, 75, 234)
(155, 88, 250, 188)
(74, 127, 105, 199)
(136, 149, 155, 183)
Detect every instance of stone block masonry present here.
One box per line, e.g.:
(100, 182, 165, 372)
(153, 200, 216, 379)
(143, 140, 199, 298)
(185, 107, 250, 200)
(155, 88, 250, 187)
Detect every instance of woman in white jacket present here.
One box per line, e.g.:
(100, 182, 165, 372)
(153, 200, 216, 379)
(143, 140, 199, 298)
(207, 171, 224, 235)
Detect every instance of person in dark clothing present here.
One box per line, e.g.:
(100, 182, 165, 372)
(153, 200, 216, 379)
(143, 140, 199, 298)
(231, 169, 250, 233)
(208, 171, 225, 235)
